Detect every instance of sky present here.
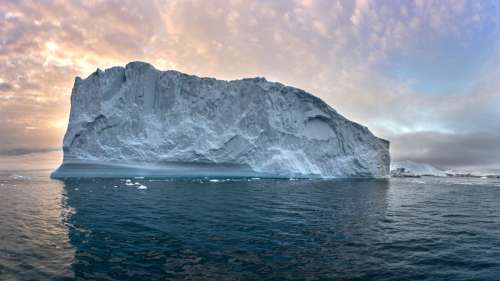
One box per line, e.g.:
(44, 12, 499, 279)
(1, 0, 500, 171)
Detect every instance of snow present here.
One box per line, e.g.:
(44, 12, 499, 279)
(52, 61, 389, 179)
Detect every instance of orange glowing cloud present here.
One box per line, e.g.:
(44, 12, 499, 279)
(1, 0, 499, 169)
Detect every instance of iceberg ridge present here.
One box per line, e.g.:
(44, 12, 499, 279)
(52, 61, 390, 179)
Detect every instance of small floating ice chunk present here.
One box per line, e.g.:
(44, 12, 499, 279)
(134, 176, 145, 179)
(137, 184, 148, 189)
(209, 179, 220, 182)
(125, 179, 135, 186)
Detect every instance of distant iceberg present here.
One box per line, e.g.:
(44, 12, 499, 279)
(52, 61, 390, 179)
(391, 160, 447, 177)
(443, 169, 500, 178)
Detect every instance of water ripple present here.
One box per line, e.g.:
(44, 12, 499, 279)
(1, 172, 500, 280)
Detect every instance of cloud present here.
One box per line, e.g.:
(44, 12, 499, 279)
(0, 0, 499, 169)
(0, 82, 13, 91)
(0, 147, 59, 156)
(350, 0, 368, 27)
(390, 131, 500, 170)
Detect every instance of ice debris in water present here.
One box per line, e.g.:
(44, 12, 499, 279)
(137, 184, 148, 189)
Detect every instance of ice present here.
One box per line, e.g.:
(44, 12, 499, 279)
(52, 61, 390, 179)
(391, 160, 447, 177)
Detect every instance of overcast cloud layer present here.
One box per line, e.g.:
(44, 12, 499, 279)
(1, 0, 500, 170)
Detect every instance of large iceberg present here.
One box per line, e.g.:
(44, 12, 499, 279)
(52, 62, 390, 179)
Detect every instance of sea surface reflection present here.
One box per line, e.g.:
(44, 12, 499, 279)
(1, 170, 500, 280)
(0, 170, 74, 280)
(62, 178, 390, 280)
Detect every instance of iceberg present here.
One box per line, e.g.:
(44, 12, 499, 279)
(391, 160, 447, 177)
(52, 61, 390, 179)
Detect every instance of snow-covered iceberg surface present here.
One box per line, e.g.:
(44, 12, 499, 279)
(52, 61, 390, 179)
(391, 160, 447, 177)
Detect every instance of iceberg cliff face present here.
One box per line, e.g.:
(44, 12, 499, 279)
(52, 61, 390, 178)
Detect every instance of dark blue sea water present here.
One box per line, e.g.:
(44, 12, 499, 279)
(1, 169, 500, 280)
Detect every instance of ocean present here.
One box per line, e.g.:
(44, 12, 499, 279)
(1, 167, 500, 280)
